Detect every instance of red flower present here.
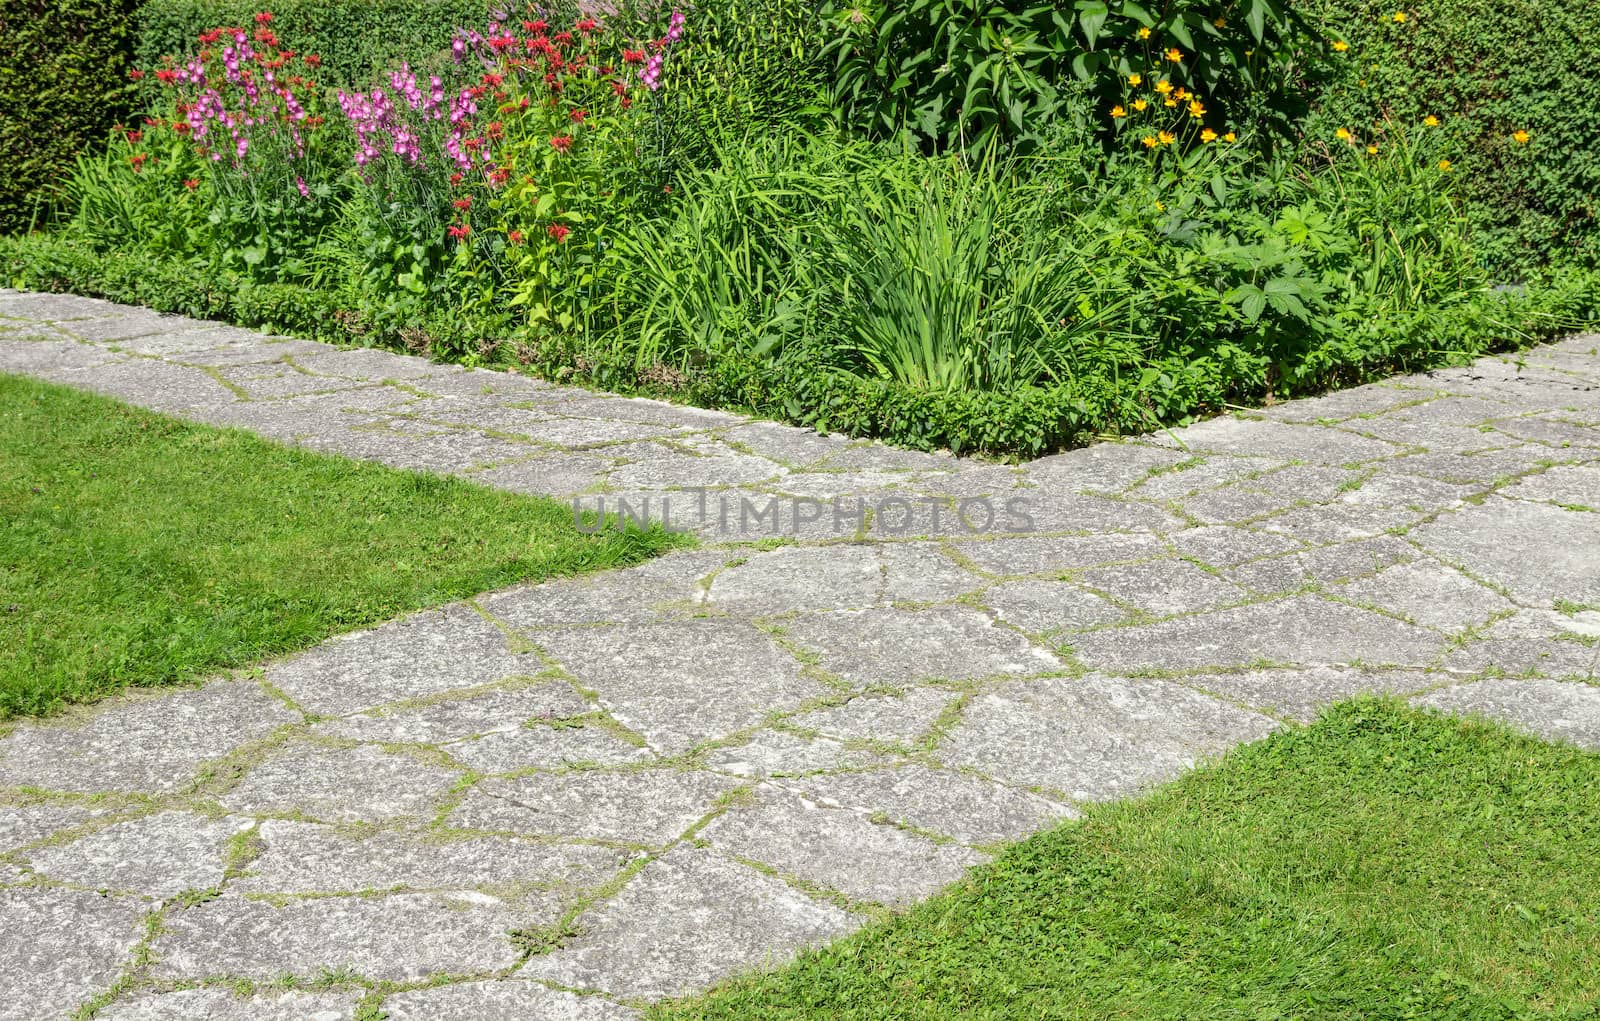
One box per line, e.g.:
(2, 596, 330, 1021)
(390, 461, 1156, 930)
(547, 223, 570, 242)
(620, 95, 632, 109)
(569, 108, 586, 123)
(622, 49, 645, 64)
(172, 122, 192, 134)
(611, 79, 626, 96)
(482, 72, 503, 87)
(155, 69, 179, 84)
(575, 18, 599, 33)
(304, 53, 321, 67)
(198, 29, 223, 44)
(508, 229, 524, 244)
(129, 153, 148, 171)
(254, 10, 272, 22)
(128, 69, 145, 81)
(549, 134, 572, 153)
(453, 196, 472, 210)
(553, 31, 574, 45)
(523, 19, 548, 34)
(126, 129, 143, 143)
(489, 33, 516, 51)
(447, 223, 471, 240)
(184, 178, 199, 189)
(450, 172, 464, 186)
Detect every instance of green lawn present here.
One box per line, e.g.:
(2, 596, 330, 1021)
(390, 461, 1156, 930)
(0, 373, 686, 718)
(661, 702, 1600, 1020)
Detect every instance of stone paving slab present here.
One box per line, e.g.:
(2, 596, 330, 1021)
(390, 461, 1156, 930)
(3, 291, 1600, 1014)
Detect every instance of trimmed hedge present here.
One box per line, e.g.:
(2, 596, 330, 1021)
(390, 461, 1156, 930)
(1298, 0, 1600, 273)
(0, 0, 140, 231)
(134, 0, 480, 85)
(8, 234, 1597, 458)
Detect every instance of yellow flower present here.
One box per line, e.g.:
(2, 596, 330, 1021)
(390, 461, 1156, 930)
(1188, 98, 1206, 118)
(1165, 47, 1183, 62)
(1138, 26, 1151, 39)
(1155, 200, 1165, 211)
(1512, 129, 1531, 144)
(1392, 11, 1406, 22)
(1155, 79, 1173, 94)
(1223, 131, 1237, 142)
(1332, 40, 1349, 51)
(1174, 87, 1190, 100)
(1111, 105, 1127, 118)
(1367, 144, 1379, 154)
(1423, 115, 1439, 126)
(1213, 16, 1226, 27)
(1132, 98, 1149, 111)
(1336, 127, 1353, 141)
(1142, 134, 1158, 148)
(1159, 130, 1176, 145)
(1437, 158, 1452, 171)
(1201, 128, 1219, 142)
(1164, 97, 1179, 107)
(1128, 73, 1142, 86)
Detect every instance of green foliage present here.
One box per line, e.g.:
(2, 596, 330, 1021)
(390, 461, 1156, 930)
(659, 700, 1600, 1018)
(819, 0, 1311, 151)
(1299, 0, 1600, 273)
(0, 373, 686, 718)
(134, 0, 479, 86)
(0, 0, 140, 231)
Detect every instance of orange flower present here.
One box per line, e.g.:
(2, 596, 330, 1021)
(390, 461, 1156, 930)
(1165, 47, 1182, 62)
(1512, 129, 1531, 144)
(1188, 98, 1206, 118)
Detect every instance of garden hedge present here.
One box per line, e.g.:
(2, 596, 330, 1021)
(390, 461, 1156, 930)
(134, 0, 480, 86)
(0, 0, 140, 232)
(1298, 0, 1600, 274)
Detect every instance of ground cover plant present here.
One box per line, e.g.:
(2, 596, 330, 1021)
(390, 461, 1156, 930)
(0, 373, 683, 718)
(657, 700, 1600, 1019)
(3, 0, 1598, 457)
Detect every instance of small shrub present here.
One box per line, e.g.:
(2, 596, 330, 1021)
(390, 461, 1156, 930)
(0, 0, 141, 231)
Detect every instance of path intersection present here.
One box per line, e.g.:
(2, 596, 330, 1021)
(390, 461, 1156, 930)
(2, 289, 1599, 1018)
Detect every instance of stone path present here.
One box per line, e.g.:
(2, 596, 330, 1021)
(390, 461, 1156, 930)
(3, 288, 1600, 1019)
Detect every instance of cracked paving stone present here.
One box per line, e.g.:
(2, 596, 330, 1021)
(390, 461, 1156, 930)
(952, 533, 1167, 576)
(479, 549, 729, 629)
(1502, 465, 1600, 507)
(450, 768, 737, 844)
(913, 465, 1025, 499)
(495, 416, 688, 448)
(702, 786, 986, 906)
(265, 605, 541, 716)
(820, 443, 956, 472)
(1411, 497, 1600, 606)
(22, 811, 252, 899)
(1438, 610, 1600, 679)
(703, 544, 882, 613)
(531, 620, 828, 754)
(1333, 559, 1516, 630)
(521, 846, 858, 1000)
(1128, 456, 1285, 501)
(937, 675, 1277, 798)
(67, 312, 205, 343)
(1067, 595, 1443, 672)
(608, 446, 784, 489)
(718, 421, 846, 467)
(0, 803, 105, 851)
(703, 729, 897, 778)
(781, 764, 1077, 845)
(1004, 490, 1184, 535)
(382, 981, 639, 1020)
(220, 744, 461, 823)
(1259, 383, 1426, 423)
(445, 723, 652, 773)
(471, 453, 615, 497)
(0, 888, 149, 1019)
(1157, 416, 1402, 463)
(1023, 442, 1193, 494)
(1182, 666, 1439, 723)
(786, 688, 956, 745)
(1254, 501, 1422, 544)
(294, 347, 455, 381)
(780, 606, 1064, 684)
(1179, 481, 1309, 524)
(880, 543, 982, 601)
(233, 820, 625, 895)
(0, 681, 298, 794)
(769, 469, 929, 500)
(98, 988, 358, 1020)
(1380, 446, 1557, 484)
(1168, 524, 1307, 567)
(0, 290, 123, 319)
(1077, 558, 1247, 616)
(51, 358, 242, 415)
(299, 423, 532, 473)
(1227, 535, 1418, 595)
(217, 363, 370, 399)
(150, 891, 547, 982)
(315, 682, 593, 745)
(1415, 678, 1600, 750)
(1489, 414, 1600, 449)
(979, 579, 1126, 634)
(1334, 473, 1479, 510)
(0, 337, 125, 375)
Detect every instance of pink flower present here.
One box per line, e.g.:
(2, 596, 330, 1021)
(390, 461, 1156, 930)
(549, 134, 572, 153)
(447, 223, 471, 240)
(547, 223, 570, 242)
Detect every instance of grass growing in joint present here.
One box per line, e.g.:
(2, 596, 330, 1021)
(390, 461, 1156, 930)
(659, 701, 1600, 1019)
(0, 374, 688, 718)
